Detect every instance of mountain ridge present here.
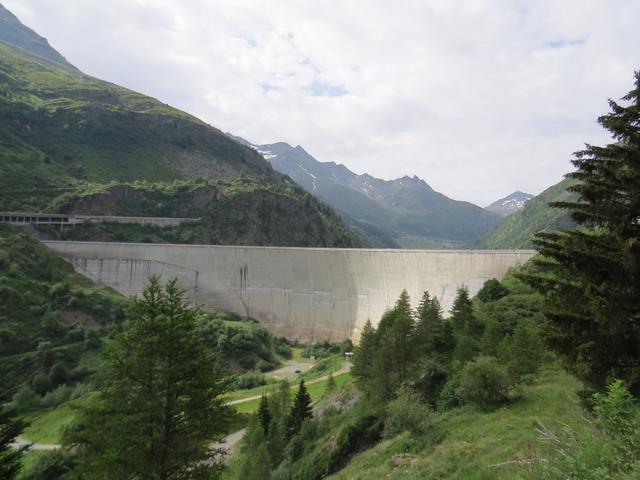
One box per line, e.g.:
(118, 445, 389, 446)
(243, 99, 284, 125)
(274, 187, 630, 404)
(230, 136, 500, 248)
(0, 2, 77, 70)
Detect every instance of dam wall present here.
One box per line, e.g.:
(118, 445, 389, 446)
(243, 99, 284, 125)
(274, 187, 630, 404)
(43, 241, 536, 342)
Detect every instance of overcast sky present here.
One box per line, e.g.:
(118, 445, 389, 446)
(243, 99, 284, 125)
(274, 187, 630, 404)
(5, 1, 638, 205)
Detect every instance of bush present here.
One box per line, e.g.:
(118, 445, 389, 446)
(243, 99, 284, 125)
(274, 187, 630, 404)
(49, 362, 69, 386)
(20, 450, 75, 480)
(11, 385, 40, 410)
(301, 341, 340, 359)
(477, 278, 509, 303)
(383, 385, 431, 438)
(592, 380, 640, 469)
(498, 319, 545, 381)
(41, 384, 73, 408)
(437, 373, 462, 410)
(32, 373, 53, 396)
(457, 356, 511, 410)
(234, 370, 270, 390)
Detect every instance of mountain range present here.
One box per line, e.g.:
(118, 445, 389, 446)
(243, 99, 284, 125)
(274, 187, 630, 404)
(232, 138, 506, 248)
(0, 2, 572, 251)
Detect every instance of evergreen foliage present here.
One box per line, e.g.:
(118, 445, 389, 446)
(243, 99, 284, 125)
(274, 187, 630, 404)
(287, 380, 313, 438)
(351, 320, 378, 392)
(524, 72, 640, 395)
(258, 394, 271, 436)
(65, 276, 231, 479)
(476, 278, 509, 303)
(0, 407, 28, 479)
(415, 294, 455, 364)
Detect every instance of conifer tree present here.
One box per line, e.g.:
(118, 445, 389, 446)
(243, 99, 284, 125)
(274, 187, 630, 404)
(66, 276, 230, 479)
(450, 286, 475, 333)
(287, 380, 313, 438)
(325, 372, 337, 395)
(524, 72, 640, 394)
(416, 294, 455, 363)
(0, 408, 28, 479)
(388, 290, 416, 383)
(258, 394, 271, 436)
(352, 319, 378, 389)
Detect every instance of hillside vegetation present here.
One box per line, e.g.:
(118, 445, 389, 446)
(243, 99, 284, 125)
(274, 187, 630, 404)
(35, 179, 365, 247)
(0, 36, 365, 247)
(477, 178, 576, 249)
(0, 42, 277, 211)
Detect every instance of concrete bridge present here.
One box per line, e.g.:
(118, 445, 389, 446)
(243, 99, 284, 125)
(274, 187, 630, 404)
(44, 241, 536, 342)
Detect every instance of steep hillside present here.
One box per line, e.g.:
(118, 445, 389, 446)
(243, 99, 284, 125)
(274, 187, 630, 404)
(0, 40, 276, 211)
(0, 2, 76, 70)
(38, 179, 366, 247)
(0, 224, 125, 401)
(485, 191, 533, 216)
(242, 139, 500, 247)
(0, 6, 367, 248)
(477, 178, 576, 249)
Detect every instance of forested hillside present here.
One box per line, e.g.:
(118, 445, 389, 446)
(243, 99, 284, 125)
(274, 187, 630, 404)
(38, 179, 365, 247)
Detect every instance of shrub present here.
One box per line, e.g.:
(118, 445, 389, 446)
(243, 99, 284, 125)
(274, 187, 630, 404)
(498, 319, 545, 381)
(301, 341, 340, 359)
(592, 380, 640, 469)
(437, 373, 462, 410)
(41, 384, 73, 408)
(234, 370, 269, 390)
(11, 385, 40, 410)
(477, 278, 509, 303)
(49, 362, 69, 386)
(457, 356, 511, 410)
(383, 385, 431, 438)
(20, 450, 75, 480)
(31, 373, 53, 396)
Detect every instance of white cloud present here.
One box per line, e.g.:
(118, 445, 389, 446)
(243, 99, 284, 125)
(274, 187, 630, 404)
(5, 0, 639, 204)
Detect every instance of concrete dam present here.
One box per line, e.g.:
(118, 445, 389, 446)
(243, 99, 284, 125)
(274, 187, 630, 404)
(44, 241, 536, 342)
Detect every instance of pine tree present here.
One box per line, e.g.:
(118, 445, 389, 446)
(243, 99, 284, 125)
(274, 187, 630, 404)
(523, 72, 640, 395)
(238, 416, 270, 480)
(258, 394, 271, 436)
(389, 290, 416, 384)
(287, 380, 313, 438)
(352, 319, 378, 389)
(325, 372, 337, 396)
(416, 294, 455, 363)
(0, 408, 28, 479)
(66, 276, 231, 478)
(450, 286, 483, 362)
(450, 286, 474, 333)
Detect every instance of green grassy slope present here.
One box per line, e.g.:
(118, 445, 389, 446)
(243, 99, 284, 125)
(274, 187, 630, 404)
(329, 367, 589, 480)
(0, 41, 276, 211)
(476, 178, 576, 249)
(0, 38, 366, 246)
(0, 225, 125, 401)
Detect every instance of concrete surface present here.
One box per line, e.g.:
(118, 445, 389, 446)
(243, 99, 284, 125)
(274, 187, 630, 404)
(43, 241, 536, 342)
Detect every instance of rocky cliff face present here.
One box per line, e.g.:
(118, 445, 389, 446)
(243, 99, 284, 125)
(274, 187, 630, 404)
(45, 181, 366, 248)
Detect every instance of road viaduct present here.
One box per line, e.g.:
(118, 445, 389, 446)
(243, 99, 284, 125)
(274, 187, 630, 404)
(43, 241, 536, 342)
